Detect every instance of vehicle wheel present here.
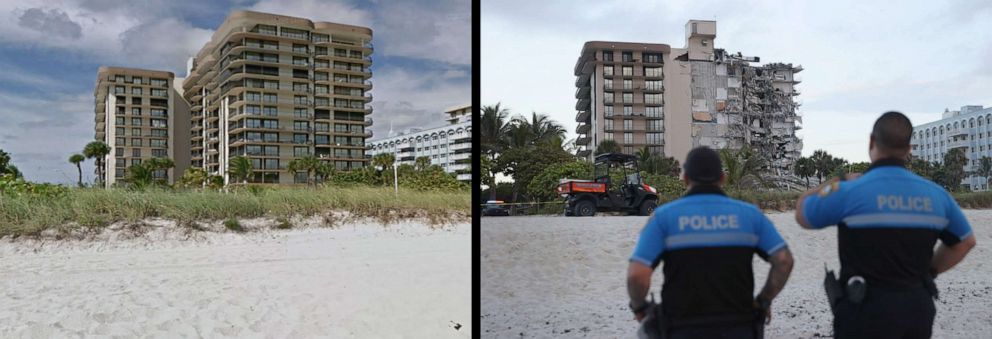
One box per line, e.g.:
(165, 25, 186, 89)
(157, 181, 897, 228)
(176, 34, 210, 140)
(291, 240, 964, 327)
(575, 200, 596, 217)
(639, 199, 657, 216)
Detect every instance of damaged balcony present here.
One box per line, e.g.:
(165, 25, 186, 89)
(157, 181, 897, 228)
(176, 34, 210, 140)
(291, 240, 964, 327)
(575, 110, 590, 123)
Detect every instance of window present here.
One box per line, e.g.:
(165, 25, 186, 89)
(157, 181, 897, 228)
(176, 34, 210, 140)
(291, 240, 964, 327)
(622, 66, 633, 76)
(294, 147, 310, 157)
(645, 93, 662, 104)
(295, 108, 308, 118)
(312, 33, 329, 42)
(131, 138, 142, 147)
(132, 128, 141, 136)
(315, 85, 328, 94)
(295, 96, 309, 105)
(116, 148, 124, 156)
(647, 120, 663, 131)
(624, 119, 633, 130)
(623, 106, 633, 116)
(622, 51, 633, 62)
(623, 93, 633, 103)
(604, 119, 614, 131)
(292, 44, 308, 53)
(244, 105, 261, 115)
(604, 92, 614, 103)
(132, 97, 142, 105)
(293, 82, 308, 92)
(132, 108, 141, 115)
(645, 67, 662, 77)
(623, 79, 632, 90)
(116, 117, 125, 125)
(245, 92, 261, 102)
(115, 75, 125, 83)
(131, 87, 142, 95)
(604, 106, 614, 117)
(131, 158, 141, 166)
(314, 72, 328, 81)
(131, 148, 141, 158)
(263, 93, 278, 103)
(150, 78, 167, 87)
(151, 89, 167, 97)
(115, 137, 125, 146)
(604, 80, 613, 90)
(131, 118, 142, 126)
(624, 133, 633, 144)
(604, 133, 613, 141)
(603, 65, 614, 76)
(114, 86, 125, 94)
(115, 127, 125, 135)
(151, 119, 167, 128)
(294, 121, 310, 131)
(263, 106, 277, 116)
(253, 24, 277, 35)
(646, 133, 662, 144)
(602, 50, 613, 61)
(281, 28, 309, 40)
(150, 129, 167, 137)
(644, 53, 662, 63)
(131, 76, 141, 84)
(150, 109, 166, 117)
(645, 80, 662, 90)
(646, 106, 662, 118)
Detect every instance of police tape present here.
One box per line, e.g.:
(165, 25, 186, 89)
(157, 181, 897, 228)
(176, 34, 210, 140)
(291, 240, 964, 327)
(479, 201, 565, 206)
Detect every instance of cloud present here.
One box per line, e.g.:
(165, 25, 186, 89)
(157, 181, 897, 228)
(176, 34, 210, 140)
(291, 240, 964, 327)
(118, 17, 213, 72)
(373, 0, 471, 66)
(368, 65, 470, 136)
(16, 7, 83, 39)
(248, 0, 372, 27)
(0, 91, 95, 184)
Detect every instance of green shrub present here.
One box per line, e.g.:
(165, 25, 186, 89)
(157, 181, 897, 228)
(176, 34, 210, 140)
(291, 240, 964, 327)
(224, 218, 244, 232)
(275, 217, 292, 229)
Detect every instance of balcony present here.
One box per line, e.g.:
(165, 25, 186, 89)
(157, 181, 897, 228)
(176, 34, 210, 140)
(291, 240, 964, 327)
(575, 98, 590, 111)
(364, 130, 373, 138)
(947, 139, 971, 150)
(575, 110, 590, 123)
(576, 135, 591, 145)
(949, 128, 971, 137)
(576, 123, 590, 134)
(576, 149, 591, 157)
(365, 117, 373, 126)
(575, 86, 590, 99)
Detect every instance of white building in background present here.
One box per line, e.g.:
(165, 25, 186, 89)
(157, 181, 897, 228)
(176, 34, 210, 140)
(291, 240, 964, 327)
(910, 105, 992, 191)
(368, 104, 472, 181)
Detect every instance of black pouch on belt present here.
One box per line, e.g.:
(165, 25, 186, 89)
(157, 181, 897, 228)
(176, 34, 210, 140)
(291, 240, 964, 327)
(845, 276, 866, 304)
(823, 265, 843, 313)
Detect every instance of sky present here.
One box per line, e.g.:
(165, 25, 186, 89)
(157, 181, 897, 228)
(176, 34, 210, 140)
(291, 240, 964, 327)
(0, 0, 470, 184)
(482, 0, 992, 165)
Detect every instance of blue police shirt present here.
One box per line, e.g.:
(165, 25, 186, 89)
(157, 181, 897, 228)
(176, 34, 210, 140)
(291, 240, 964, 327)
(630, 185, 787, 320)
(801, 158, 973, 286)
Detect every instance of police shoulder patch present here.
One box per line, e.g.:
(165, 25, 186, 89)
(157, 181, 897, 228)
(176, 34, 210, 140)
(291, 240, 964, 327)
(819, 181, 840, 197)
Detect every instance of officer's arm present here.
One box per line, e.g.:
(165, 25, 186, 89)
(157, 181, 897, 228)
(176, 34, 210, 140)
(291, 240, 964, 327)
(757, 247, 794, 303)
(795, 177, 849, 229)
(932, 235, 976, 275)
(932, 197, 977, 275)
(627, 261, 653, 312)
(795, 177, 837, 228)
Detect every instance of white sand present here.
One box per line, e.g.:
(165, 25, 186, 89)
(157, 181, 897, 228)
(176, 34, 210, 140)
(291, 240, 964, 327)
(482, 211, 992, 338)
(0, 219, 471, 338)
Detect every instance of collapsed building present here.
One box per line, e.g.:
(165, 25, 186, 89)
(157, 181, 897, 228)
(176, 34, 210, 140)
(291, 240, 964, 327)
(573, 20, 804, 188)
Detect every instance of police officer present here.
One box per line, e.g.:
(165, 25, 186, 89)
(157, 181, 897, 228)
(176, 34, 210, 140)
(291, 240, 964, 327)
(628, 146, 794, 339)
(796, 111, 977, 339)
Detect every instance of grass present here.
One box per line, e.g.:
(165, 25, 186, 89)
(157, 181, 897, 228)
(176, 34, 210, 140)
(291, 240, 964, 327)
(224, 218, 244, 232)
(0, 186, 469, 237)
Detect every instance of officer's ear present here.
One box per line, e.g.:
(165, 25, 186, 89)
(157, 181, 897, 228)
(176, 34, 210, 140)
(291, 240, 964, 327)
(718, 172, 727, 186)
(681, 174, 690, 186)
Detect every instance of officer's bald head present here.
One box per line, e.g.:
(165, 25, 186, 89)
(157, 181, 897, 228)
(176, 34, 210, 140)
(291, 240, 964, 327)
(871, 111, 913, 158)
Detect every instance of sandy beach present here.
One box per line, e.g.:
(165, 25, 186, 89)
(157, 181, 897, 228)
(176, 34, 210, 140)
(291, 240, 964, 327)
(481, 211, 992, 338)
(0, 219, 471, 338)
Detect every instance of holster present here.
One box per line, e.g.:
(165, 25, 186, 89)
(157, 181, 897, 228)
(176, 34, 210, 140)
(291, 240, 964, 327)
(923, 274, 939, 300)
(823, 267, 844, 314)
(637, 303, 668, 339)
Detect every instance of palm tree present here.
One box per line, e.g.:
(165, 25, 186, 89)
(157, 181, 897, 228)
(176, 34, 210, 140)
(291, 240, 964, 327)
(287, 155, 320, 186)
(508, 112, 566, 147)
(371, 153, 396, 186)
(0, 149, 11, 176)
(480, 103, 511, 156)
(83, 141, 111, 188)
(978, 156, 992, 190)
(145, 157, 175, 185)
(228, 156, 253, 185)
(179, 167, 208, 189)
(125, 163, 153, 188)
(314, 161, 335, 184)
(793, 157, 816, 188)
(594, 139, 621, 155)
(69, 154, 85, 187)
(719, 146, 768, 189)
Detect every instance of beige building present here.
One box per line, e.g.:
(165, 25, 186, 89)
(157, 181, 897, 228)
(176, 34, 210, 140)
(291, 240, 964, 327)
(367, 104, 473, 182)
(574, 20, 803, 184)
(183, 10, 373, 184)
(94, 67, 191, 187)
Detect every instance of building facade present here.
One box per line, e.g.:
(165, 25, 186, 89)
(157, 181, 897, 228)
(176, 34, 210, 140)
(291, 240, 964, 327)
(367, 104, 472, 181)
(182, 10, 373, 184)
(910, 105, 992, 191)
(573, 20, 803, 185)
(93, 67, 190, 187)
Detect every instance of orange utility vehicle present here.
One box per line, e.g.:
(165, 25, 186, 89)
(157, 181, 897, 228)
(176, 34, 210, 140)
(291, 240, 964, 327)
(556, 153, 658, 216)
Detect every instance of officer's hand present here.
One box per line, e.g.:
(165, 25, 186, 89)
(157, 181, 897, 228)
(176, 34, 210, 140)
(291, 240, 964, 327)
(634, 310, 646, 322)
(753, 300, 772, 324)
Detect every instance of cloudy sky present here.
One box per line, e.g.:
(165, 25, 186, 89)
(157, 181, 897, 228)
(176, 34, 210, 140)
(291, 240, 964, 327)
(483, 0, 992, 164)
(0, 0, 470, 184)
